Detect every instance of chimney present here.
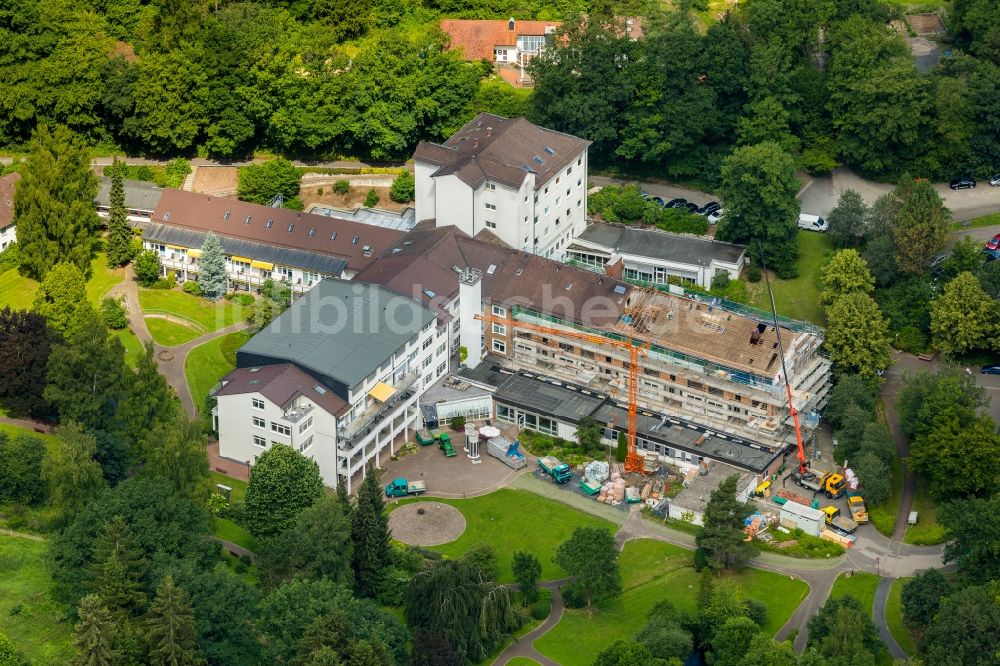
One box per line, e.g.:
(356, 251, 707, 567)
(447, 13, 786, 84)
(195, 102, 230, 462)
(508, 17, 515, 31)
(458, 268, 484, 369)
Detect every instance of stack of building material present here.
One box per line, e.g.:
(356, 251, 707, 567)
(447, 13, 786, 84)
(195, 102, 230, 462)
(821, 529, 855, 548)
(640, 481, 651, 501)
(585, 461, 610, 483)
(612, 477, 626, 502)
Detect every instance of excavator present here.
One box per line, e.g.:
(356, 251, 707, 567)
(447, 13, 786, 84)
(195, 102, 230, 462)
(760, 248, 845, 500)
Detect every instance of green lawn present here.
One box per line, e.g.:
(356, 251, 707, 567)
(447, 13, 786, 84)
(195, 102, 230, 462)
(84, 254, 124, 305)
(746, 231, 833, 325)
(887, 577, 918, 656)
(0, 536, 75, 665)
(144, 316, 202, 346)
(535, 539, 808, 665)
(214, 517, 258, 553)
(210, 471, 248, 503)
(139, 288, 249, 332)
(186, 331, 251, 411)
(869, 453, 904, 537)
(904, 478, 946, 545)
(116, 327, 145, 368)
(0, 268, 37, 310)
(392, 489, 617, 584)
(0, 423, 59, 454)
(830, 571, 880, 612)
(506, 659, 541, 666)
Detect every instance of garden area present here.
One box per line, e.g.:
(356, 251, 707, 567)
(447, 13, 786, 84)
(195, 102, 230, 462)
(746, 230, 833, 325)
(392, 489, 616, 584)
(535, 539, 808, 665)
(885, 577, 918, 656)
(186, 330, 252, 411)
(0, 536, 74, 665)
(139, 288, 250, 346)
(903, 479, 946, 545)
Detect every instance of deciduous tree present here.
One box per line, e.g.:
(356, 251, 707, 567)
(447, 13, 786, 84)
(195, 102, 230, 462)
(575, 416, 602, 453)
(511, 551, 541, 605)
(902, 568, 951, 628)
(0, 307, 54, 418)
(940, 495, 1000, 581)
(143, 411, 211, 503)
(32, 262, 92, 340)
(716, 142, 800, 278)
(14, 125, 98, 280)
(389, 170, 415, 203)
(897, 368, 985, 441)
(850, 452, 890, 505)
(823, 374, 877, 430)
(911, 414, 1000, 499)
(243, 444, 324, 538)
(593, 640, 673, 666)
(823, 292, 892, 380)
(133, 250, 162, 288)
(197, 233, 227, 300)
(820, 249, 875, 305)
(259, 494, 354, 589)
(827, 189, 869, 248)
(930, 271, 997, 356)
(920, 583, 1000, 666)
(636, 600, 692, 664)
(807, 595, 880, 665)
(554, 526, 621, 611)
(892, 178, 951, 275)
(106, 158, 134, 267)
(236, 159, 301, 205)
(0, 432, 47, 505)
(43, 422, 105, 521)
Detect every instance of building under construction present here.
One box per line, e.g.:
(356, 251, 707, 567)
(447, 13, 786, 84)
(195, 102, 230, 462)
(476, 280, 831, 453)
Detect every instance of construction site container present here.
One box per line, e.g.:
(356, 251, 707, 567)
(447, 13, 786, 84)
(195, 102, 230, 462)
(487, 436, 526, 470)
(778, 501, 824, 537)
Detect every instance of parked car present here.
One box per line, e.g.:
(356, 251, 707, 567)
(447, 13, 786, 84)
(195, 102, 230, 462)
(987, 234, 1000, 251)
(665, 198, 687, 208)
(698, 201, 722, 215)
(651, 196, 666, 207)
(950, 176, 977, 190)
(988, 174, 1000, 187)
(640, 190, 651, 199)
(928, 254, 948, 278)
(707, 208, 724, 225)
(684, 202, 700, 214)
(797, 213, 828, 232)
(982, 365, 1000, 375)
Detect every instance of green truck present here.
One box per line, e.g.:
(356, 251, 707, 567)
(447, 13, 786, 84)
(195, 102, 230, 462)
(416, 430, 437, 446)
(538, 456, 572, 484)
(385, 478, 427, 497)
(579, 478, 602, 495)
(437, 433, 456, 457)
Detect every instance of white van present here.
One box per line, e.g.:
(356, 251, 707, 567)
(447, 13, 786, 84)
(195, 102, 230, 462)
(798, 213, 828, 232)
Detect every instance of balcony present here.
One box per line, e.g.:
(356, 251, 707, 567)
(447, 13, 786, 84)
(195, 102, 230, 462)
(338, 371, 420, 444)
(283, 402, 314, 424)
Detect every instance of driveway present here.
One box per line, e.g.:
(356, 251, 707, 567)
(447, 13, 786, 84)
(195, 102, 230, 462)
(588, 175, 720, 210)
(799, 168, 1000, 220)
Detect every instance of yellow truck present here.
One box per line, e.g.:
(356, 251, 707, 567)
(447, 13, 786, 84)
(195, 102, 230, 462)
(792, 467, 846, 499)
(822, 506, 858, 534)
(847, 493, 869, 524)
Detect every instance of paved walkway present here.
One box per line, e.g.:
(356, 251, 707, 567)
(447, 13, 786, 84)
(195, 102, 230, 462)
(107, 268, 251, 418)
(0, 415, 53, 434)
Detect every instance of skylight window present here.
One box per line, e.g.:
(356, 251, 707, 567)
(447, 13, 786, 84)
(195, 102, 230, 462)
(163, 212, 170, 221)
(314, 384, 326, 395)
(487, 264, 497, 275)
(330, 232, 337, 240)
(287, 224, 294, 232)
(543, 146, 555, 155)
(532, 156, 544, 165)
(613, 284, 627, 295)
(266, 219, 273, 228)
(244, 216, 251, 224)
(424, 289, 436, 298)
(224, 211, 231, 220)
(308, 228, 316, 237)
(352, 236, 359, 244)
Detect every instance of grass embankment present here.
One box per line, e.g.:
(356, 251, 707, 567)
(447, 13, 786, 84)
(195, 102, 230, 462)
(392, 489, 616, 584)
(746, 231, 833, 325)
(208, 473, 256, 552)
(186, 330, 252, 411)
(144, 317, 202, 346)
(904, 478, 946, 545)
(535, 539, 808, 665)
(138, 288, 249, 332)
(886, 577, 918, 656)
(952, 212, 1000, 231)
(0, 536, 74, 665)
(830, 571, 880, 612)
(870, 455, 904, 536)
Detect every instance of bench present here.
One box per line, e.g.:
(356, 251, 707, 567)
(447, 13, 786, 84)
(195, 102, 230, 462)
(917, 354, 934, 362)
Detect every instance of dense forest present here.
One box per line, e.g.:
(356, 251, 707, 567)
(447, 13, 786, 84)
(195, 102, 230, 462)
(2, 0, 999, 185)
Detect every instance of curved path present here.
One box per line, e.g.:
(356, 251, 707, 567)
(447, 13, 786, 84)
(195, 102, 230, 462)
(107, 268, 251, 417)
(492, 581, 567, 666)
(874, 577, 906, 660)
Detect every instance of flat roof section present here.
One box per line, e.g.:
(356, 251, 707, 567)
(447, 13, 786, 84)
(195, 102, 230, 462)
(670, 462, 754, 514)
(95, 177, 165, 212)
(493, 373, 606, 425)
(575, 223, 746, 267)
(456, 356, 518, 390)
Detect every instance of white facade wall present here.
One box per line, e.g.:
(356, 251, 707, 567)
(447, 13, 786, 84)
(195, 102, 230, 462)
(531, 152, 588, 260)
(414, 161, 438, 221)
(0, 223, 14, 251)
(619, 253, 744, 290)
(216, 391, 337, 482)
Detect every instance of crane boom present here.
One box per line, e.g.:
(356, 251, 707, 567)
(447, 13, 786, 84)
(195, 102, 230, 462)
(475, 312, 648, 474)
(758, 247, 807, 474)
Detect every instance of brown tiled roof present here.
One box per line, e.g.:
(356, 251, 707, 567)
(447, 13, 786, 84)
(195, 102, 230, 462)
(364, 224, 630, 327)
(441, 19, 561, 60)
(150, 189, 405, 272)
(0, 173, 20, 230)
(413, 113, 590, 191)
(217, 364, 348, 416)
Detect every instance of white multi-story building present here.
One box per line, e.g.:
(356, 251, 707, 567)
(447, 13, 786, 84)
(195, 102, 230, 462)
(414, 113, 590, 261)
(0, 173, 18, 251)
(214, 278, 447, 491)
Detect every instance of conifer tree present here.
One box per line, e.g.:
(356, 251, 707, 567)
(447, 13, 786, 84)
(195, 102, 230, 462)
(88, 516, 148, 618)
(197, 233, 227, 300)
(72, 594, 119, 666)
(351, 466, 391, 598)
(144, 576, 206, 666)
(695, 474, 756, 571)
(106, 158, 134, 267)
(14, 125, 99, 280)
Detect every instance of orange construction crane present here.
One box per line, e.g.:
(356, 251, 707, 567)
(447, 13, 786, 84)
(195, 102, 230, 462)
(476, 312, 648, 474)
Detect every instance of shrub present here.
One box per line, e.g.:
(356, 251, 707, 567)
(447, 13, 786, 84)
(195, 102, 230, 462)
(133, 249, 162, 287)
(746, 264, 762, 283)
(231, 293, 254, 306)
(893, 325, 927, 354)
(100, 296, 128, 330)
(316, 187, 324, 196)
(182, 280, 202, 296)
(389, 170, 415, 203)
(0, 242, 19, 272)
(364, 188, 379, 207)
(334, 179, 350, 194)
(561, 584, 587, 608)
(450, 416, 466, 431)
(530, 588, 552, 621)
(711, 272, 731, 291)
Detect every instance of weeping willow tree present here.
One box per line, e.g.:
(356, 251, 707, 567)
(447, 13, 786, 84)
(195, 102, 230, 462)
(405, 556, 520, 664)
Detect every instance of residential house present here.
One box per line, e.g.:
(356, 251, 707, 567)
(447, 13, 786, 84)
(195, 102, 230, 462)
(413, 113, 590, 261)
(95, 177, 165, 223)
(0, 173, 18, 250)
